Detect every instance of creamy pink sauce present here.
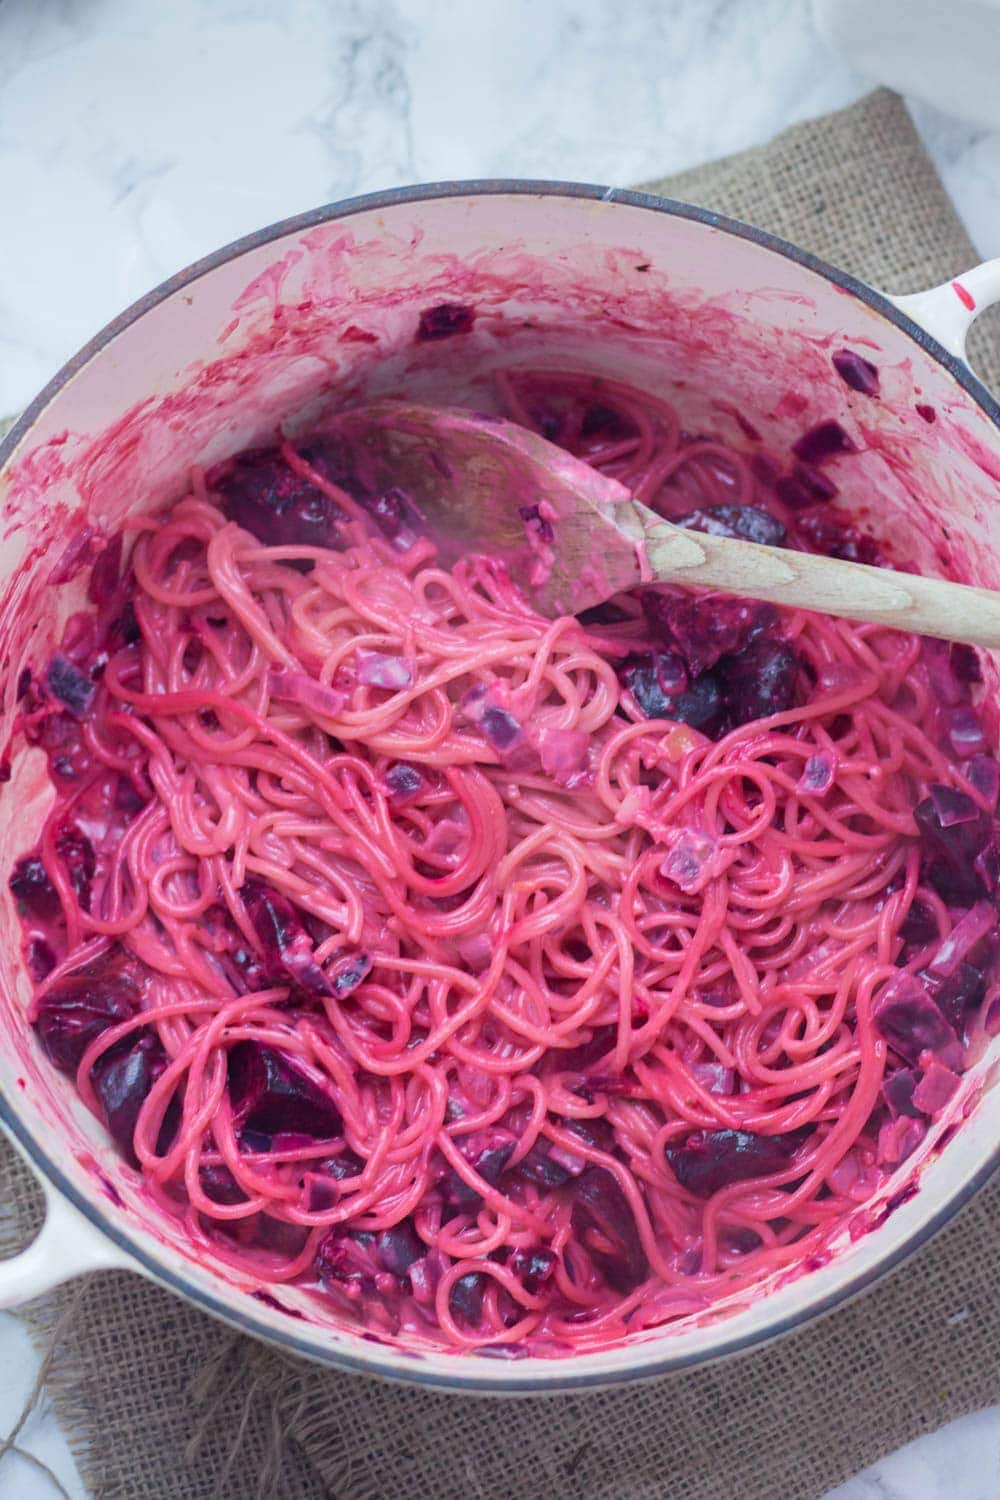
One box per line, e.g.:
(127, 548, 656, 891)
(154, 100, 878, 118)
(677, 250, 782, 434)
(5, 359, 999, 1357)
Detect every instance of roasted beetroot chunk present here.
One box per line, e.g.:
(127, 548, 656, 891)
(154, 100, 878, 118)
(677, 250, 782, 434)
(665, 1129, 803, 1197)
(416, 303, 475, 341)
(718, 639, 800, 725)
(228, 1042, 342, 1140)
(34, 962, 139, 1074)
(242, 881, 333, 996)
(215, 449, 339, 550)
(570, 1166, 648, 1292)
(872, 972, 962, 1067)
(92, 1031, 170, 1164)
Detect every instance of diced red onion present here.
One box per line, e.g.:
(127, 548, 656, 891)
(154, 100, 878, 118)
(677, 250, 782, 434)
(876, 1116, 925, 1166)
(964, 756, 1000, 808)
(546, 1142, 588, 1176)
(797, 751, 836, 795)
(922, 639, 967, 707)
(356, 651, 414, 689)
(929, 784, 980, 828)
(660, 829, 733, 895)
(269, 669, 345, 718)
(689, 1060, 735, 1096)
(912, 1059, 961, 1116)
(537, 727, 589, 787)
(423, 816, 468, 862)
(928, 901, 996, 978)
(947, 706, 987, 758)
(384, 761, 425, 804)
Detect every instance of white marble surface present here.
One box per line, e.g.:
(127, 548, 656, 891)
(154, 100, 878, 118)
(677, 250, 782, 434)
(0, 0, 997, 1496)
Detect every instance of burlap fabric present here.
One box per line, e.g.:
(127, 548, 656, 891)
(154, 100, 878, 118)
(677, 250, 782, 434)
(1, 88, 997, 1500)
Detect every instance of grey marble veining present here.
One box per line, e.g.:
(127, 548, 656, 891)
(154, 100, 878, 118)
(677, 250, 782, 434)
(0, 2, 997, 1496)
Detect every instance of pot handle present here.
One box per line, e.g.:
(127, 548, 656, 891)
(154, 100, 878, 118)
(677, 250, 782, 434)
(0, 1143, 136, 1307)
(890, 258, 1000, 366)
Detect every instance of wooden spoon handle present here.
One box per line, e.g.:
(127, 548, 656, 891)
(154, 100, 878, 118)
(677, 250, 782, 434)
(642, 518, 1000, 649)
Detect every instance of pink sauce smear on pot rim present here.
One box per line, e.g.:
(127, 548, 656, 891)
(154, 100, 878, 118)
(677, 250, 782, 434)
(6, 340, 999, 1358)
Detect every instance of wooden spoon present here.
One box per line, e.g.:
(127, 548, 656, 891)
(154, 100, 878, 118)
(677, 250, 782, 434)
(331, 401, 1000, 648)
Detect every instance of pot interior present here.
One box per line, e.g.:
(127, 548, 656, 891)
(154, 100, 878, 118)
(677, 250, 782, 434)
(0, 189, 997, 1388)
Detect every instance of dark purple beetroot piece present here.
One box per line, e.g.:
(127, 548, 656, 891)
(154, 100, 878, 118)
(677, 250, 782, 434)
(665, 1128, 801, 1197)
(376, 1220, 424, 1276)
(655, 651, 688, 696)
(776, 462, 839, 510)
(750, 451, 784, 490)
(915, 403, 937, 423)
(511, 1246, 557, 1294)
(921, 638, 974, 707)
(883, 1068, 922, 1118)
(641, 590, 776, 678)
(570, 1165, 648, 1291)
(516, 1137, 575, 1190)
(215, 449, 338, 551)
(199, 1163, 248, 1205)
(416, 303, 475, 341)
(443, 1134, 516, 1207)
(872, 971, 962, 1067)
(930, 784, 982, 828)
(951, 642, 983, 684)
(832, 349, 880, 397)
(9, 856, 59, 918)
(974, 832, 1000, 895)
(791, 420, 855, 466)
(27, 939, 56, 981)
(933, 962, 987, 1032)
(621, 660, 724, 734)
(228, 1041, 342, 1139)
(243, 881, 333, 996)
(87, 534, 124, 607)
(479, 705, 524, 752)
(55, 825, 96, 909)
(565, 1115, 616, 1154)
(797, 512, 884, 566)
(718, 640, 800, 726)
(915, 788, 990, 903)
(34, 964, 138, 1074)
(964, 756, 1000, 808)
(674, 504, 787, 548)
(315, 1230, 379, 1295)
(580, 401, 637, 442)
(92, 1031, 169, 1164)
(900, 899, 938, 948)
(449, 1271, 485, 1324)
(46, 655, 95, 718)
(319, 1145, 365, 1181)
(367, 487, 425, 544)
(555, 1023, 617, 1073)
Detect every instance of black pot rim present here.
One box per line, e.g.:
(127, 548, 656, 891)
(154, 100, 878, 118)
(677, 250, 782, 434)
(1, 178, 998, 1394)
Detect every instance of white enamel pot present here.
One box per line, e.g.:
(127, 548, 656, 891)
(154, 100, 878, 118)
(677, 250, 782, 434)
(0, 184, 998, 1393)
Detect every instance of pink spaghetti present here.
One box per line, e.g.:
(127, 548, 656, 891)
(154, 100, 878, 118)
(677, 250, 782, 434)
(9, 365, 999, 1356)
